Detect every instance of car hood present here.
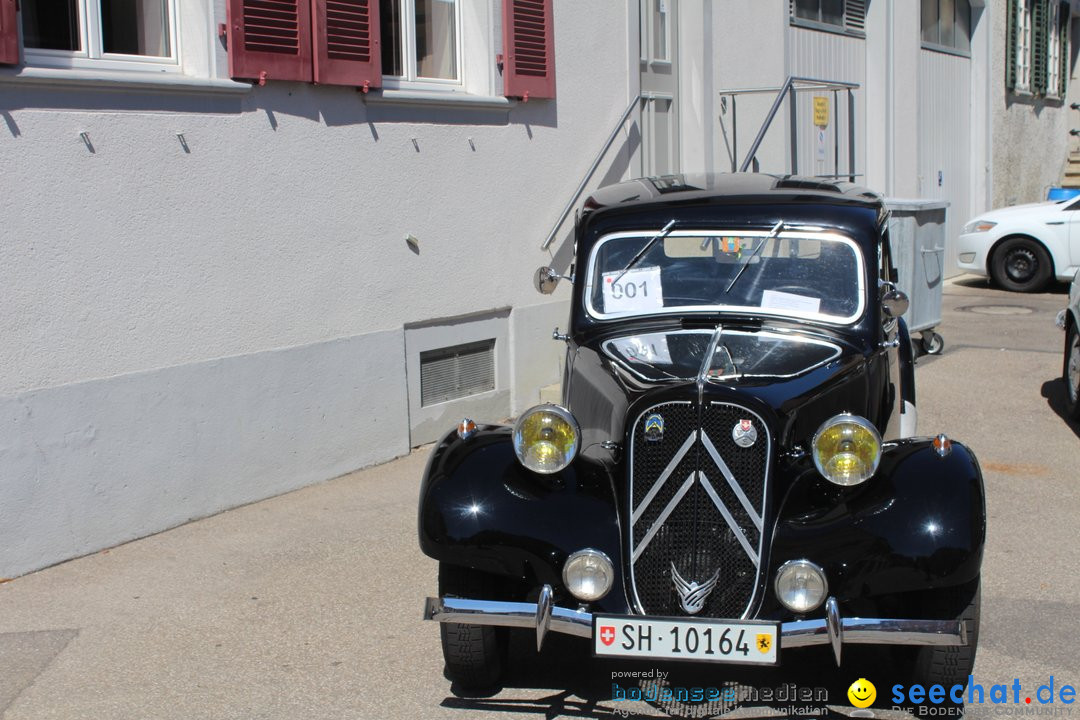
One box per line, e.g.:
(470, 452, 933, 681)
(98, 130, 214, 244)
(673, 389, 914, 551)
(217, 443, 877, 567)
(969, 200, 1063, 224)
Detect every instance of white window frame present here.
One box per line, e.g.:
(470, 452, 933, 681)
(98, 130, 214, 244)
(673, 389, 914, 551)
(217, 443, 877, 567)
(1047, 0, 1062, 98)
(639, 0, 671, 66)
(1016, 0, 1033, 94)
(381, 0, 464, 90)
(20, 0, 180, 73)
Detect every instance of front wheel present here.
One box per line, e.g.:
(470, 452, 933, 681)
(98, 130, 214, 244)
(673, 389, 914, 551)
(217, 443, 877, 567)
(438, 563, 508, 691)
(912, 577, 981, 691)
(991, 238, 1052, 292)
(1064, 323, 1080, 420)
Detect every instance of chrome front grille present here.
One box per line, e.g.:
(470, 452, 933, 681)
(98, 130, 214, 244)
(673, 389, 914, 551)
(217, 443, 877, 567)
(628, 401, 770, 618)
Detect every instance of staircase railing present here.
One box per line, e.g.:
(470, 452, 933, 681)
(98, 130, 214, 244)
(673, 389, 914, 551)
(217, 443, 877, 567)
(540, 94, 645, 251)
(720, 76, 860, 179)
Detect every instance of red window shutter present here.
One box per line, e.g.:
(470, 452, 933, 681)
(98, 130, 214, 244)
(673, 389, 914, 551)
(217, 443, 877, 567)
(226, 0, 313, 83)
(312, 0, 381, 88)
(502, 0, 555, 100)
(0, 0, 17, 65)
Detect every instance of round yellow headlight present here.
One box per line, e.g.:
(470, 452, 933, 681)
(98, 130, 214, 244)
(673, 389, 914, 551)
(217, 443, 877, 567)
(512, 405, 581, 474)
(811, 414, 881, 486)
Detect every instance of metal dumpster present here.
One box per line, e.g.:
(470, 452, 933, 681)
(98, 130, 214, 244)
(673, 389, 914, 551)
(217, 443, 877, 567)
(885, 199, 949, 354)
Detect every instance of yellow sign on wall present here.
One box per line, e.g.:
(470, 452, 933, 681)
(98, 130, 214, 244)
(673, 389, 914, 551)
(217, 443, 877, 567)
(813, 96, 829, 127)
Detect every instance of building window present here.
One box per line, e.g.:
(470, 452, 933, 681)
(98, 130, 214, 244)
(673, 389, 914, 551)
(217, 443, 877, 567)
(789, 0, 866, 36)
(1015, 0, 1033, 91)
(1008, 0, 1070, 97)
(921, 0, 972, 54)
(640, 0, 670, 63)
(21, 0, 176, 67)
(1048, 0, 1062, 97)
(381, 0, 459, 84)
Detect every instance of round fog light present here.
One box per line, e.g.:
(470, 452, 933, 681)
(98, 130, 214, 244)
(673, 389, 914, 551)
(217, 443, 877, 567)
(775, 559, 827, 614)
(562, 549, 614, 602)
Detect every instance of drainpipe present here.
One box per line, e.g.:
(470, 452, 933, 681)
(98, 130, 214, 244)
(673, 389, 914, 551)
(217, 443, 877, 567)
(886, 0, 895, 196)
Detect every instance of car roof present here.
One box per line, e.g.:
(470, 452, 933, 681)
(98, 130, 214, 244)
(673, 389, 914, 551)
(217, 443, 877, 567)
(583, 172, 886, 214)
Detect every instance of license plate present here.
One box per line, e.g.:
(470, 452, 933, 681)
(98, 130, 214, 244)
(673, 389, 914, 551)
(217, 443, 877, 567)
(593, 615, 779, 665)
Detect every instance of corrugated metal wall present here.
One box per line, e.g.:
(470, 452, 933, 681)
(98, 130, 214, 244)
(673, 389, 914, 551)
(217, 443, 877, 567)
(917, 49, 971, 277)
(787, 28, 866, 180)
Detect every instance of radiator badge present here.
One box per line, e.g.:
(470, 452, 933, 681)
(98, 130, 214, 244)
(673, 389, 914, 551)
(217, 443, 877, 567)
(732, 418, 758, 448)
(644, 413, 665, 443)
(671, 563, 721, 615)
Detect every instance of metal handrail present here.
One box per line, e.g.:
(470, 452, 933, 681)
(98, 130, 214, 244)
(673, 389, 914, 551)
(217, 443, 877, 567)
(723, 77, 859, 97)
(540, 94, 644, 251)
(728, 75, 860, 179)
(738, 76, 795, 172)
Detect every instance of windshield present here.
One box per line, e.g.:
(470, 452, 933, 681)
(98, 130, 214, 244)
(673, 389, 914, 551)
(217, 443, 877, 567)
(585, 229, 865, 324)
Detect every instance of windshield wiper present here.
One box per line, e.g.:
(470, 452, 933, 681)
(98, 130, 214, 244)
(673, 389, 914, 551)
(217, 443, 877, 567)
(612, 219, 677, 285)
(725, 220, 784, 294)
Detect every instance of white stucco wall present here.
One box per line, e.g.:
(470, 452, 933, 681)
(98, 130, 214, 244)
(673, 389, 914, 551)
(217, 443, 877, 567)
(710, 2, 789, 174)
(0, 0, 629, 577)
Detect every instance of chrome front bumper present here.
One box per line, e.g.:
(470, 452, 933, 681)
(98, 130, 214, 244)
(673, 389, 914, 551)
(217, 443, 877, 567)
(423, 586, 968, 666)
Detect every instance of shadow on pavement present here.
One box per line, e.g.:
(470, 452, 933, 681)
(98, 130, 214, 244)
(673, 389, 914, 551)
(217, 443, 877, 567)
(949, 276, 1070, 295)
(438, 632, 918, 719)
(1040, 379, 1080, 439)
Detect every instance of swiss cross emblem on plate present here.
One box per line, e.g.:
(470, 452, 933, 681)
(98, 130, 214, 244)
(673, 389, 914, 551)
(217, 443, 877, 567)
(599, 625, 616, 646)
(732, 419, 758, 448)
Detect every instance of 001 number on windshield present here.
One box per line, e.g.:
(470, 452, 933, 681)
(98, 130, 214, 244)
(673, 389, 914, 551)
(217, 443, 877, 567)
(601, 267, 664, 313)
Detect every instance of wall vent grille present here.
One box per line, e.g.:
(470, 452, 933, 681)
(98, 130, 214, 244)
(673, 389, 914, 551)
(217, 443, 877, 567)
(844, 0, 866, 33)
(420, 340, 496, 407)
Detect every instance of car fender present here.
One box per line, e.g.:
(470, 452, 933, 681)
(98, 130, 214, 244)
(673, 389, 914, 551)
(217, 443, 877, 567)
(418, 425, 624, 596)
(770, 438, 985, 605)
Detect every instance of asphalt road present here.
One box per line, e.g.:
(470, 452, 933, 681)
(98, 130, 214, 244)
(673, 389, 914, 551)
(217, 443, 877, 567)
(0, 276, 1077, 720)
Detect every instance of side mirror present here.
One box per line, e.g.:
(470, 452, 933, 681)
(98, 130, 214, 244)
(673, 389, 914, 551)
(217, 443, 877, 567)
(534, 266, 574, 295)
(534, 266, 559, 295)
(881, 288, 910, 319)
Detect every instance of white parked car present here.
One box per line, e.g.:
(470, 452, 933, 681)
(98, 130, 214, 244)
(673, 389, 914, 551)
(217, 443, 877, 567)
(1056, 269, 1080, 419)
(957, 198, 1080, 292)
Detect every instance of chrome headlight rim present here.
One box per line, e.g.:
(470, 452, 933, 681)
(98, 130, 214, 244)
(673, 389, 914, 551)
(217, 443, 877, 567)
(811, 413, 882, 487)
(562, 548, 614, 602)
(774, 559, 828, 614)
(511, 403, 581, 475)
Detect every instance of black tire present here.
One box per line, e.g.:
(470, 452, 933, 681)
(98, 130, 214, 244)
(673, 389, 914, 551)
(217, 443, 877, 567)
(990, 237, 1053, 292)
(1065, 323, 1080, 420)
(438, 563, 508, 691)
(912, 577, 981, 692)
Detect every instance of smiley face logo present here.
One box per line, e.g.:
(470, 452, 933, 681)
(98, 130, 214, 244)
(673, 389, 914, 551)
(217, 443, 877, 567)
(847, 678, 876, 708)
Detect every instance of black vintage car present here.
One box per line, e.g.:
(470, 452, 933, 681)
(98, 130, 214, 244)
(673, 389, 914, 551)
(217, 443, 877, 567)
(420, 174, 984, 700)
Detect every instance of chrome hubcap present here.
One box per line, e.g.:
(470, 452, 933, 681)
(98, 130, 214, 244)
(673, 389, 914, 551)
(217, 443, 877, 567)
(1069, 334, 1080, 403)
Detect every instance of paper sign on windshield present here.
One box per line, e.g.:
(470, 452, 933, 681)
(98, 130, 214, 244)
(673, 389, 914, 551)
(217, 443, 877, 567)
(761, 289, 821, 315)
(602, 267, 664, 314)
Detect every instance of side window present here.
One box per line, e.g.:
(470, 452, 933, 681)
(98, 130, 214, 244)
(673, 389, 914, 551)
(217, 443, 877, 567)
(921, 0, 973, 54)
(1007, 0, 1070, 97)
(880, 229, 898, 285)
(222, 0, 554, 98)
(789, 0, 866, 36)
(21, 0, 177, 69)
(381, 0, 461, 85)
